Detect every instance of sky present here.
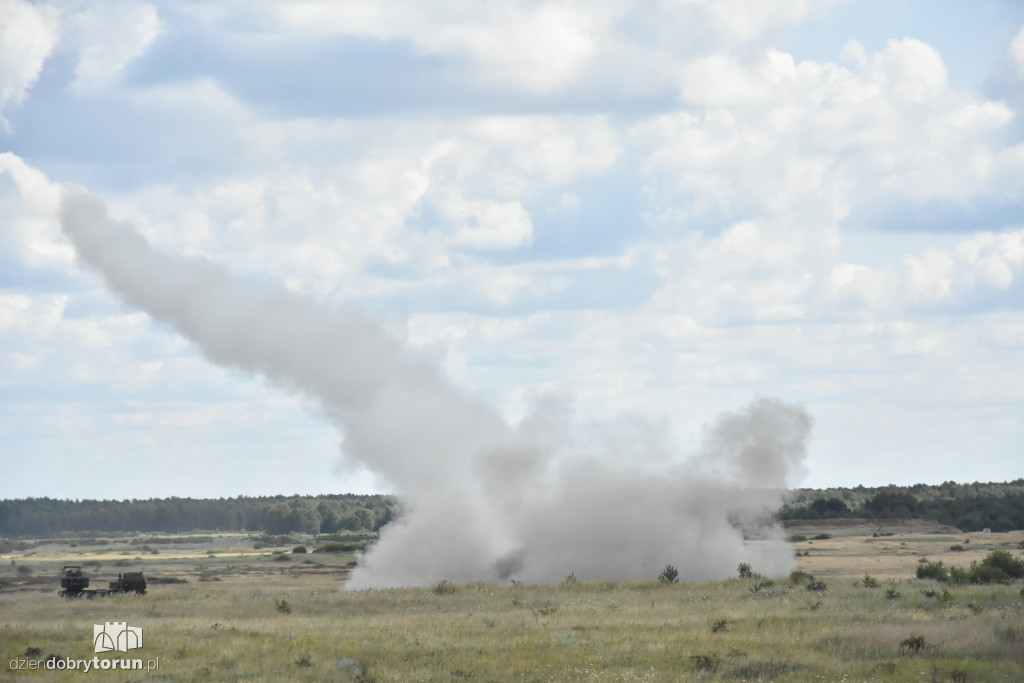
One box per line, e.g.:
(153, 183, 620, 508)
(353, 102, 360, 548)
(0, 0, 1022, 501)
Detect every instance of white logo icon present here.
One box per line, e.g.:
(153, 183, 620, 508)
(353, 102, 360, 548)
(93, 622, 143, 653)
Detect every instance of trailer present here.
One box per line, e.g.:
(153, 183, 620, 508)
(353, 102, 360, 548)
(59, 565, 146, 598)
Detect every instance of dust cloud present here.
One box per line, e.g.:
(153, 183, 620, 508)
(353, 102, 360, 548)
(6, 162, 814, 587)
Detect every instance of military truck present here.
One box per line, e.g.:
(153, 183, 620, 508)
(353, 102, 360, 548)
(59, 565, 146, 598)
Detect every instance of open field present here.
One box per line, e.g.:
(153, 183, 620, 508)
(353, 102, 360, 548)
(2, 526, 1023, 682)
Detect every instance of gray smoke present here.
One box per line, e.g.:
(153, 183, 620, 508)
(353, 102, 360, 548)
(54, 183, 812, 587)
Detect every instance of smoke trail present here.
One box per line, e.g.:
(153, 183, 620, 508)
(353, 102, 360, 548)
(4, 161, 814, 586)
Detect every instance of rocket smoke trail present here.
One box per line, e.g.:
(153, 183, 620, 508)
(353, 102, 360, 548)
(4, 158, 814, 587)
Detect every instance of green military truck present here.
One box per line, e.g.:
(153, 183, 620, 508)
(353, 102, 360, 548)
(59, 565, 146, 598)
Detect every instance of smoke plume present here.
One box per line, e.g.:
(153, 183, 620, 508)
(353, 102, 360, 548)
(10, 166, 814, 586)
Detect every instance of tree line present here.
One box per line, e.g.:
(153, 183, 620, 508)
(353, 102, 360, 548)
(3, 478, 1021, 537)
(780, 479, 1024, 532)
(0, 494, 397, 536)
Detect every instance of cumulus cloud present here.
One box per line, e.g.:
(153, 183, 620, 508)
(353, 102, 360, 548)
(0, 0, 58, 129)
(440, 192, 533, 250)
(68, 0, 161, 92)
(655, 39, 1022, 224)
(267, 0, 834, 95)
(3, 0, 1023, 510)
(0, 152, 62, 218)
(1011, 19, 1024, 78)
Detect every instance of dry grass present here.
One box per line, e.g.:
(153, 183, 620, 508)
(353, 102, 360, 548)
(1, 528, 1022, 681)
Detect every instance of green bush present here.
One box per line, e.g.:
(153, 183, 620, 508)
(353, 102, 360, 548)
(690, 653, 718, 673)
(916, 558, 949, 582)
(862, 574, 879, 588)
(948, 566, 970, 585)
(737, 562, 763, 579)
(899, 634, 927, 655)
(978, 550, 1024, 579)
(789, 570, 813, 585)
(315, 542, 362, 553)
(967, 561, 1010, 585)
(658, 564, 679, 585)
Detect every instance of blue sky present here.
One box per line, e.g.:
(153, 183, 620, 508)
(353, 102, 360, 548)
(1, 0, 1023, 500)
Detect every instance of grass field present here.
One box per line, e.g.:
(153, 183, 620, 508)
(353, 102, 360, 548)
(2, 526, 1022, 682)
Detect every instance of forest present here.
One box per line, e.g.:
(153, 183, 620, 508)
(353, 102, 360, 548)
(780, 479, 1024, 532)
(1, 479, 1021, 536)
(0, 494, 396, 536)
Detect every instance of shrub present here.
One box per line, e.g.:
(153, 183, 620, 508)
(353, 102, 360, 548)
(862, 574, 879, 588)
(658, 564, 679, 585)
(689, 653, 718, 672)
(292, 546, 307, 554)
(272, 553, 290, 562)
(885, 587, 901, 600)
(967, 561, 1010, 585)
(315, 542, 362, 553)
(916, 558, 949, 582)
(275, 599, 292, 614)
(948, 566, 970, 585)
(949, 544, 965, 551)
(432, 580, 456, 595)
(789, 570, 813, 585)
(806, 579, 827, 592)
(899, 634, 927, 655)
(737, 563, 762, 579)
(750, 579, 775, 594)
(813, 533, 832, 540)
(561, 572, 579, 588)
(710, 619, 728, 634)
(789, 534, 808, 543)
(978, 550, 1024, 579)
(16, 565, 31, 576)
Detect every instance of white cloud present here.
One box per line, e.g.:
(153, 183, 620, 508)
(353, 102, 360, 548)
(0, 152, 62, 218)
(441, 192, 534, 250)
(420, 4, 599, 92)
(2, 0, 1023, 500)
(68, 0, 161, 92)
(1011, 18, 1024, 78)
(269, 0, 833, 95)
(828, 229, 1024, 311)
(642, 39, 1023, 229)
(274, 1, 606, 92)
(0, 0, 58, 129)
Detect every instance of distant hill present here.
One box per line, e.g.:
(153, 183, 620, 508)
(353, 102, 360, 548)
(780, 479, 1024, 532)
